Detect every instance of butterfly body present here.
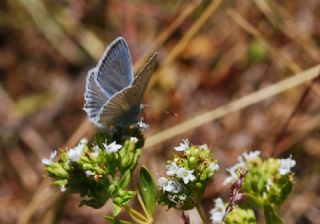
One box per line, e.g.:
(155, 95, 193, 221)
(84, 37, 158, 128)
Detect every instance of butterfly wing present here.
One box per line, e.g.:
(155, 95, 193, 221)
(95, 37, 133, 97)
(83, 68, 109, 123)
(97, 53, 158, 127)
(131, 52, 158, 102)
(97, 86, 140, 126)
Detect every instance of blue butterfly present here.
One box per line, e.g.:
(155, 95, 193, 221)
(84, 37, 158, 128)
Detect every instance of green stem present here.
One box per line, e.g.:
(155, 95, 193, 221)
(195, 204, 209, 224)
(125, 206, 148, 224)
(137, 192, 152, 221)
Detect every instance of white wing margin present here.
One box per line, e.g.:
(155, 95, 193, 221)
(83, 69, 109, 123)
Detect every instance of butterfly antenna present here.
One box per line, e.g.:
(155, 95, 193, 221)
(142, 104, 178, 117)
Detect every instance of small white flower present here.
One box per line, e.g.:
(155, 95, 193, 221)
(42, 150, 57, 165)
(210, 198, 226, 224)
(200, 144, 208, 150)
(130, 137, 138, 143)
(90, 145, 100, 158)
(174, 139, 189, 151)
(208, 163, 220, 174)
(67, 140, 86, 162)
(163, 179, 182, 193)
(239, 150, 261, 162)
(85, 170, 95, 177)
(80, 137, 88, 145)
(158, 176, 168, 187)
(167, 194, 184, 208)
(223, 161, 245, 185)
(179, 194, 187, 201)
(167, 194, 178, 203)
(279, 156, 296, 175)
(176, 167, 196, 184)
(166, 162, 179, 176)
(60, 185, 67, 192)
(103, 141, 122, 153)
(137, 121, 149, 129)
(266, 178, 273, 191)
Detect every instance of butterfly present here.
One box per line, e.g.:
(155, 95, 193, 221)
(83, 37, 158, 128)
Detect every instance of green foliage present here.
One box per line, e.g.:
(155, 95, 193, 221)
(139, 166, 158, 216)
(104, 216, 132, 224)
(43, 127, 143, 214)
(220, 151, 296, 224)
(225, 206, 256, 224)
(264, 203, 284, 224)
(242, 158, 294, 207)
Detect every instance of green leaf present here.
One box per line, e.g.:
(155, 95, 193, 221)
(246, 193, 263, 208)
(118, 170, 131, 189)
(112, 203, 122, 216)
(139, 166, 157, 216)
(264, 203, 284, 224)
(104, 216, 132, 224)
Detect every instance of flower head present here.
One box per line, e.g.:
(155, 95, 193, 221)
(239, 150, 261, 162)
(137, 120, 149, 129)
(166, 162, 179, 176)
(279, 156, 296, 175)
(90, 145, 100, 158)
(200, 144, 208, 150)
(80, 137, 88, 145)
(266, 178, 273, 191)
(175, 167, 196, 184)
(210, 198, 226, 224)
(158, 176, 168, 187)
(174, 139, 189, 151)
(60, 185, 67, 192)
(223, 162, 245, 185)
(130, 137, 138, 143)
(85, 170, 95, 177)
(209, 163, 220, 174)
(42, 150, 57, 165)
(103, 141, 122, 153)
(67, 139, 87, 161)
(163, 179, 182, 193)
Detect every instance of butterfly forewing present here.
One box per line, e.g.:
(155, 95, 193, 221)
(83, 69, 109, 122)
(131, 52, 158, 102)
(97, 53, 158, 127)
(96, 37, 133, 97)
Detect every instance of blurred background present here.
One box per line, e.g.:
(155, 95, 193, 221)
(0, 0, 320, 223)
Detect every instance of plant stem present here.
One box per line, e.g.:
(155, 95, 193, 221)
(137, 192, 152, 221)
(195, 204, 208, 224)
(125, 206, 149, 224)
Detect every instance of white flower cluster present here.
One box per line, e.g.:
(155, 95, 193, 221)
(210, 198, 226, 224)
(67, 138, 88, 162)
(158, 177, 182, 193)
(137, 120, 149, 129)
(165, 162, 196, 184)
(174, 139, 190, 151)
(223, 150, 261, 185)
(279, 156, 296, 175)
(42, 150, 57, 165)
(223, 151, 296, 185)
(103, 141, 122, 153)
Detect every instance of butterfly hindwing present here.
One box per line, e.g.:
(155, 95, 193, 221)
(95, 37, 133, 97)
(83, 68, 109, 122)
(97, 86, 140, 126)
